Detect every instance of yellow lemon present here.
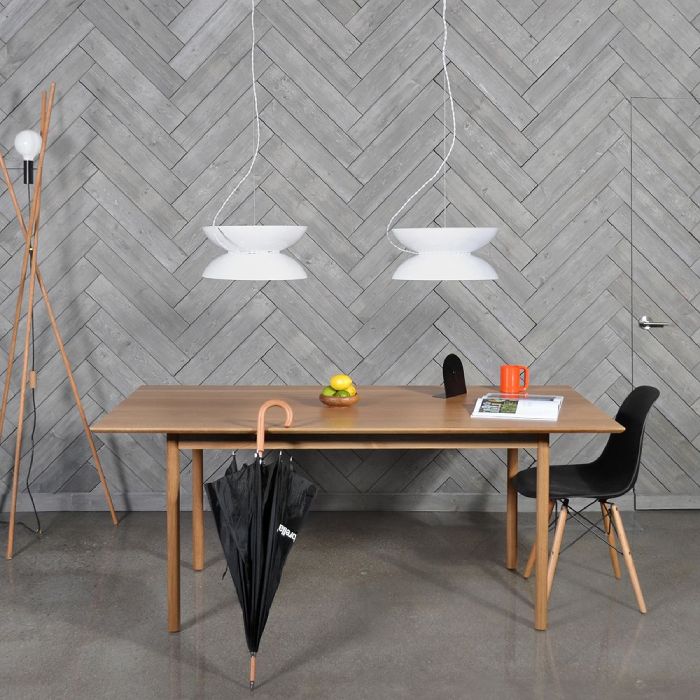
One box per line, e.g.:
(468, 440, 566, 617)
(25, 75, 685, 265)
(329, 374, 352, 391)
(346, 384, 357, 397)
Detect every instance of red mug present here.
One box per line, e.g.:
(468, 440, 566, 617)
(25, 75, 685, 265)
(500, 365, 529, 394)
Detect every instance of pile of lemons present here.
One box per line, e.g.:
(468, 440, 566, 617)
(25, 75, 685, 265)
(321, 373, 357, 398)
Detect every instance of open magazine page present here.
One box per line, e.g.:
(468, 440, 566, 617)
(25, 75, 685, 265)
(472, 394, 564, 421)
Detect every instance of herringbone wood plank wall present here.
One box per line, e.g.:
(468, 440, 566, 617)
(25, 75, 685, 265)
(0, 0, 699, 510)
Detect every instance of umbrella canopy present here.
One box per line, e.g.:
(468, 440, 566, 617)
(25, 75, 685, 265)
(205, 400, 316, 690)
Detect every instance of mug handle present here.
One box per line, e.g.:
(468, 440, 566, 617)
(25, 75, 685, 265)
(520, 366, 529, 391)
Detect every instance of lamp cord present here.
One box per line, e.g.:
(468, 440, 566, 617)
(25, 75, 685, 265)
(25, 180, 41, 534)
(385, 0, 456, 253)
(211, 0, 260, 228)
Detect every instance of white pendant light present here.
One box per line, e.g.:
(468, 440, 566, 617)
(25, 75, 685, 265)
(202, 226, 306, 280)
(392, 228, 498, 280)
(202, 0, 306, 281)
(387, 0, 497, 282)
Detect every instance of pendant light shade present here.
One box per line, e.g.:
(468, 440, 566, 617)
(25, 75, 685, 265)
(391, 228, 498, 280)
(202, 226, 307, 280)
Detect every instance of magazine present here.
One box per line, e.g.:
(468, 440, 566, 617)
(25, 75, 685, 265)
(471, 393, 564, 421)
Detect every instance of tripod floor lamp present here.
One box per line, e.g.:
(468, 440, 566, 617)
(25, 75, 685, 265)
(0, 83, 118, 558)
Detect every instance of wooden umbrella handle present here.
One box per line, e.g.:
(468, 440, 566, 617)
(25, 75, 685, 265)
(256, 400, 293, 455)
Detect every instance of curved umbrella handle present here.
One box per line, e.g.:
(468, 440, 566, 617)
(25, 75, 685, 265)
(256, 400, 294, 456)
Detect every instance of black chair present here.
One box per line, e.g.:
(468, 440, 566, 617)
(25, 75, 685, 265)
(513, 386, 660, 613)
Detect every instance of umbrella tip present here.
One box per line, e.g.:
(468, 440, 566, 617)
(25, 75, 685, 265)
(249, 653, 256, 691)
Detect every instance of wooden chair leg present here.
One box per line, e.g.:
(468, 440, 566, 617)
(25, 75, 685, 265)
(610, 505, 647, 614)
(601, 501, 621, 579)
(524, 500, 554, 579)
(547, 503, 568, 598)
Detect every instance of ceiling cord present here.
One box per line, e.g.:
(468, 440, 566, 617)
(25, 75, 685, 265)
(385, 0, 456, 253)
(211, 0, 260, 228)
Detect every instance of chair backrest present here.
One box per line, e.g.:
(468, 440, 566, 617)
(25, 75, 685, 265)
(595, 386, 660, 496)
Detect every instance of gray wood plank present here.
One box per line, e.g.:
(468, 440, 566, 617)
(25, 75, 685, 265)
(80, 64, 185, 169)
(349, 9, 443, 114)
(260, 27, 361, 132)
(612, 0, 700, 91)
(524, 12, 622, 113)
(169, 0, 226, 43)
(80, 0, 182, 96)
(447, 19, 537, 130)
(0, 11, 91, 114)
(86, 275, 188, 374)
(634, 0, 700, 55)
(84, 207, 188, 308)
(448, 0, 536, 94)
(0, 0, 81, 79)
(261, 100, 362, 202)
(347, 0, 434, 77)
(524, 46, 623, 147)
(168, 0, 249, 80)
(83, 136, 186, 235)
(348, 45, 442, 149)
(346, 0, 403, 42)
(525, 0, 610, 77)
(260, 65, 361, 168)
(0, 0, 45, 43)
(80, 28, 186, 132)
(170, 11, 271, 114)
(83, 171, 187, 273)
(280, 0, 359, 59)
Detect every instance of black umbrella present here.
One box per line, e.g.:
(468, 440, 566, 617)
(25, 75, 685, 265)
(205, 400, 317, 691)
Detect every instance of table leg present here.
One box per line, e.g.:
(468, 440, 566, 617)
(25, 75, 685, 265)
(167, 436, 181, 633)
(535, 436, 550, 631)
(506, 448, 519, 570)
(192, 449, 204, 572)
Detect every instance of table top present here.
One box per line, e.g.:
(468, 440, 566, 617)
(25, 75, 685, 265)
(91, 385, 623, 436)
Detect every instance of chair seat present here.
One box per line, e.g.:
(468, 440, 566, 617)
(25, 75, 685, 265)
(513, 463, 630, 500)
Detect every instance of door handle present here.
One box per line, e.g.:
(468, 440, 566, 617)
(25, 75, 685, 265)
(638, 315, 670, 330)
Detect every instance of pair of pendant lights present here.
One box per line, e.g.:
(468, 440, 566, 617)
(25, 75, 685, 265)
(202, 0, 497, 283)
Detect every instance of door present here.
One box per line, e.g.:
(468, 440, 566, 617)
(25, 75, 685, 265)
(627, 97, 700, 507)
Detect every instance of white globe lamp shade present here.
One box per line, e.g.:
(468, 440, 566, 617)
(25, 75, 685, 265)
(14, 130, 42, 160)
(391, 227, 498, 281)
(202, 225, 307, 281)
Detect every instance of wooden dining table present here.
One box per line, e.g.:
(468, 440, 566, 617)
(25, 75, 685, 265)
(91, 384, 622, 633)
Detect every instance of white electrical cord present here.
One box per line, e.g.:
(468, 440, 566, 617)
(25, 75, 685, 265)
(212, 0, 260, 227)
(385, 0, 456, 253)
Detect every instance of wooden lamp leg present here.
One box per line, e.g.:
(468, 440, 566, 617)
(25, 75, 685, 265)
(6, 210, 41, 561)
(524, 500, 554, 579)
(0, 146, 33, 441)
(0, 244, 31, 439)
(601, 501, 622, 579)
(610, 504, 647, 614)
(35, 270, 118, 525)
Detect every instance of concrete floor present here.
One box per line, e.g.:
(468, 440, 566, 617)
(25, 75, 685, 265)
(1, 510, 699, 699)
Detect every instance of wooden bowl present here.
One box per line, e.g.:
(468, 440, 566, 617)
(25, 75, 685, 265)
(319, 393, 359, 407)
